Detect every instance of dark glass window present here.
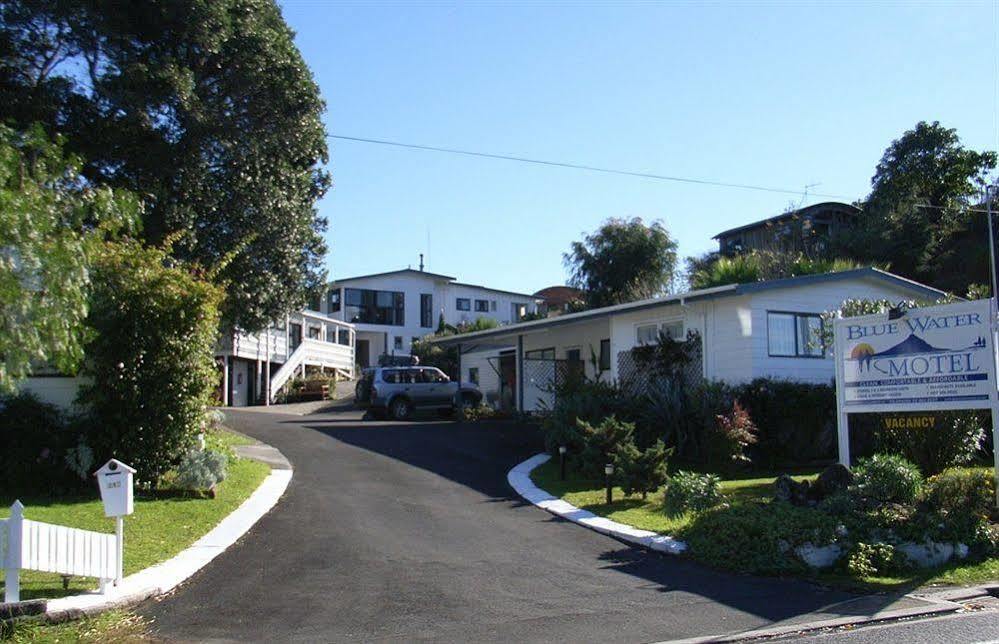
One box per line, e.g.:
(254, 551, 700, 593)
(599, 339, 611, 371)
(767, 312, 824, 357)
(290, 323, 303, 350)
(327, 289, 341, 313)
(468, 367, 479, 385)
(421, 294, 433, 327)
(344, 288, 405, 326)
(456, 298, 471, 311)
(475, 299, 489, 312)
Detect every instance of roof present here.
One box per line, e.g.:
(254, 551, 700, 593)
(534, 285, 584, 302)
(331, 268, 457, 284)
(430, 268, 948, 347)
(712, 201, 862, 240)
(449, 281, 541, 300)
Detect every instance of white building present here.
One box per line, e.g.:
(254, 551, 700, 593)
(318, 267, 541, 368)
(432, 268, 947, 412)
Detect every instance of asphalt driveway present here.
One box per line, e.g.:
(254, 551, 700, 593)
(141, 408, 937, 643)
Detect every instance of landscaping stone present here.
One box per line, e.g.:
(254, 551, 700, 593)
(810, 464, 853, 501)
(774, 474, 810, 506)
(898, 540, 956, 568)
(795, 542, 843, 569)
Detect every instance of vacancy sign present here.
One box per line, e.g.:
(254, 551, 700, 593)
(834, 298, 997, 414)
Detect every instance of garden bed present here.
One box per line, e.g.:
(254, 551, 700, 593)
(0, 429, 269, 601)
(529, 460, 999, 591)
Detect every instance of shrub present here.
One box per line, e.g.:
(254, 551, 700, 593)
(845, 542, 908, 578)
(540, 379, 639, 455)
(459, 403, 498, 422)
(734, 379, 836, 467)
(864, 411, 987, 475)
(680, 502, 838, 575)
(78, 240, 224, 484)
(0, 392, 84, 493)
(710, 400, 757, 465)
(663, 470, 722, 516)
(853, 454, 923, 504)
(922, 468, 995, 536)
(616, 439, 672, 500)
(175, 448, 228, 492)
(683, 381, 734, 463)
(577, 416, 636, 478)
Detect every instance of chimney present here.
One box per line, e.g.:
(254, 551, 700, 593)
(419, 253, 424, 272)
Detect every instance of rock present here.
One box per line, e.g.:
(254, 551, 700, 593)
(956, 543, 969, 559)
(774, 474, 811, 506)
(810, 463, 854, 501)
(898, 540, 956, 568)
(795, 542, 843, 569)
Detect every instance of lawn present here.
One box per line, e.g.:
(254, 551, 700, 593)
(530, 460, 999, 590)
(0, 429, 270, 601)
(0, 610, 152, 643)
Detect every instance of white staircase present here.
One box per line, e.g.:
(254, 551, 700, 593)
(269, 338, 354, 402)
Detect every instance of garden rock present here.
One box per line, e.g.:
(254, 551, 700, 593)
(795, 542, 843, 569)
(774, 474, 811, 506)
(810, 463, 853, 501)
(898, 540, 955, 568)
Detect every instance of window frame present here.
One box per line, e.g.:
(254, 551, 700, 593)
(468, 367, 479, 385)
(456, 297, 471, 311)
(474, 299, 490, 313)
(766, 310, 825, 358)
(525, 347, 556, 360)
(420, 293, 433, 328)
(599, 338, 611, 372)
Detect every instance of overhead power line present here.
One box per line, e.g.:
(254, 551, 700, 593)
(328, 134, 849, 199)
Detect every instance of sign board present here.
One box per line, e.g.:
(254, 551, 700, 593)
(94, 459, 136, 518)
(834, 298, 996, 414)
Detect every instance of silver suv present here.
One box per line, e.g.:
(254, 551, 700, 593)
(354, 366, 483, 420)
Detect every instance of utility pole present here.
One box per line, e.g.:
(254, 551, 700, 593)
(988, 184, 997, 305)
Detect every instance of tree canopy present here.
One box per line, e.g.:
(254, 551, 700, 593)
(565, 217, 678, 308)
(0, 0, 331, 331)
(0, 123, 138, 392)
(835, 121, 996, 294)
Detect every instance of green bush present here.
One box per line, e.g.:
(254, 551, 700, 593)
(663, 470, 722, 516)
(853, 454, 923, 504)
(577, 416, 636, 478)
(540, 379, 640, 455)
(78, 240, 224, 484)
(864, 411, 988, 475)
(175, 448, 228, 492)
(921, 468, 995, 540)
(615, 439, 671, 500)
(683, 381, 735, 463)
(734, 379, 836, 467)
(846, 542, 908, 577)
(680, 501, 838, 575)
(0, 392, 85, 493)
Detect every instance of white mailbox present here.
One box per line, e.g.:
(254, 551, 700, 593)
(95, 459, 136, 518)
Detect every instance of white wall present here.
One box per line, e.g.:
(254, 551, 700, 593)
(461, 348, 509, 408)
(520, 319, 610, 411)
(19, 377, 88, 411)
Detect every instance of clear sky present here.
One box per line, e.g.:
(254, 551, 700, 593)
(279, 0, 997, 294)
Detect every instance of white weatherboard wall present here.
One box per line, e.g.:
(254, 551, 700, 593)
(17, 376, 89, 410)
(461, 348, 508, 407)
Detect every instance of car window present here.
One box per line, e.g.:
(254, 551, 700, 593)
(381, 370, 398, 384)
(431, 369, 449, 383)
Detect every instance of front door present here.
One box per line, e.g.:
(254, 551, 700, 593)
(231, 360, 251, 407)
(499, 351, 516, 411)
(357, 339, 370, 368)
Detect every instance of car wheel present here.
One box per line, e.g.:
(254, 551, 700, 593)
(389, 397, 412, 421)
(460, 393, 478, 410)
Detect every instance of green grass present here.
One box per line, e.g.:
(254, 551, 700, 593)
(530, 460, 999, 590)
(1, 609, 151, 642)
(0, 429, 270, 601)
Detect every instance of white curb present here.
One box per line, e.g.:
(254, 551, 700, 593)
(39, 467, 292, 621)
(507, 453, 687, 555)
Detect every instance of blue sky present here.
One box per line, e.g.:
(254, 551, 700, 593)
(279, 1, 997, 294)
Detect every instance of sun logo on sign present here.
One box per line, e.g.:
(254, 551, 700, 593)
(851, 342, 875, 371)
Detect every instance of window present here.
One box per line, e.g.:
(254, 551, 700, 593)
(490, 301, 497, 312)
(525, 347, 555, 360)
(599, 339, 611, 372)
(308, 326, 321, 339)
(420, 294, 433, 328)
(394, 336, 403, 351)
(512, 302, 527, 321)
(475, 299, 489, 312)
(468, 367, 479, 385)
(662, 320, 684, 340)
(456, 298, 471, 311)
(637, 324, 658, 345)
(344, 288, 405, 326)
(637, 320, 684, 345)
(767, 312, 824, 357)
(290, 323, 303, 350)
(327, 289, 341, 313)
(337, 328, 350, 345)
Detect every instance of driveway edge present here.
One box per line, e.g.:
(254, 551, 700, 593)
(10, 444, 293, 624)
(507, 452, 687, 555)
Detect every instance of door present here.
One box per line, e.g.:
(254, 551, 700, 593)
(231, 360, 251, 407)
(357, 339, 370, 368)
(421, 368, 453, 406)
(499, 351, 516, 411)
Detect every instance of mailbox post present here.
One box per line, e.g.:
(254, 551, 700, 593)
(94, 459, 136, 586)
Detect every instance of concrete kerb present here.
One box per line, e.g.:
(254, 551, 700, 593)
(1, 440, 293, 625)
(506, 453, 687, 555)
(508, 453, 969, 642)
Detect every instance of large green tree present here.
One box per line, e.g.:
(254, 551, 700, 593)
(836, 121, 996, 293)
(0, 123, 137, 392)
(0, 0, 330, 331)
(565, 217, 678, 308)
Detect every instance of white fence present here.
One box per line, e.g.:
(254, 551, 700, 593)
(2, 501, 120, 603)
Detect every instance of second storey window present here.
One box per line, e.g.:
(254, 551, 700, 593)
(456, 298, 471, 311)
(767, 311, 824, 357)
(420, 294, 433, 328)
(475, 299, 489, 312)
(327, 289, 341, 313)
(344, 288, 405, 326)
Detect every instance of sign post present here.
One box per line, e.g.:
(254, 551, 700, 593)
(94, 459, 136, 586)
(833, 298, 999, 507)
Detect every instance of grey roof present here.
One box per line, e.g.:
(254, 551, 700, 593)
(330, 268, 456, 284)
(712, 201, 862, 240)
(430, 268, 948, 347)
(449, 281, 541, 300)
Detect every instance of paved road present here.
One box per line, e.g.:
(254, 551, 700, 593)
(142, 409, 951, 643)
(787, 608, 999, 643)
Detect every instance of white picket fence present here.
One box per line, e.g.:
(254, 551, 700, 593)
(2, 501, 120, 603)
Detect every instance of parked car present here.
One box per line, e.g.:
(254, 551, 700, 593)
(354, 366, 482, 420)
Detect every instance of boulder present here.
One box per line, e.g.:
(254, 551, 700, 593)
(810, 463, 854, 501)
(898, 540, 956, 568)
(774, 474, 811, 506)
(795, 542, 843, 569)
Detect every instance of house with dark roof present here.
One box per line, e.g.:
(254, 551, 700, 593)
(714, 201, 861, 256)
(431, 268, 945, 413)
